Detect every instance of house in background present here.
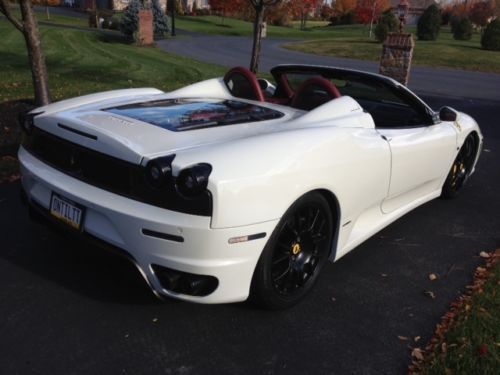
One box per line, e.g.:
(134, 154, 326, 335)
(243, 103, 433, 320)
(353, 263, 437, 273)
(63, 0, 168, 11)
(390, 0, 437, 25)
(182, 0, 209, 11)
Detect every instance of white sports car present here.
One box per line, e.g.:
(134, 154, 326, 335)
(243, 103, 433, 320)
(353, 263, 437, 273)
(19, 65, 482, 309)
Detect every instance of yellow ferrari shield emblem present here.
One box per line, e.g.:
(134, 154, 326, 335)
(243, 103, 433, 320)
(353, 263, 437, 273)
(292, 243, 301, 255)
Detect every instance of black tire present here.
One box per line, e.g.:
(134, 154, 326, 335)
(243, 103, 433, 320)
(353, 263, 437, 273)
(250, 192, 334, 310)
(441, 134, 478, 199)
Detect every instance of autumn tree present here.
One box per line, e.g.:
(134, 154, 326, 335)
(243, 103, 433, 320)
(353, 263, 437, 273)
(469, 1, 495, 30)
(249, 0, 281, 73)
(335, 0, 358, 16)
(319, 3, 335, 20)
(0, 0, 50, 105)
(288, 0, 322, 30)
(354, 0, 390, 37)
(266, 1, 293, 26)
(209, 0, 242, 24)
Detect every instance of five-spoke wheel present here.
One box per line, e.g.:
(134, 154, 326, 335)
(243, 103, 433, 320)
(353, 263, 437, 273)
(251, 192, 334, 309)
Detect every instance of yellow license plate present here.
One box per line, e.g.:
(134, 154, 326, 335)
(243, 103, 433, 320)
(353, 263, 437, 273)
(50, 193, 84, 231)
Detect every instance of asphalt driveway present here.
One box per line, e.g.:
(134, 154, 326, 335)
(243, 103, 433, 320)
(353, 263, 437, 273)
(157, 32, 500, 102)
(0, 95, 499, 374)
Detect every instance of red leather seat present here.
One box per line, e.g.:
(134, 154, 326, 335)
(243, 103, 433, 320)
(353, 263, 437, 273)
(291, 77, 341, 111)
(223, 67, 265, 102)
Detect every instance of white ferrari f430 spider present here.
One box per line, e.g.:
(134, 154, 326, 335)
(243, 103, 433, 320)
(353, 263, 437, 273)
(19, 65, 482, 308)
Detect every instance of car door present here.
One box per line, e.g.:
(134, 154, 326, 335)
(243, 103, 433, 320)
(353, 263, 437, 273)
(373, 91, 458, 213)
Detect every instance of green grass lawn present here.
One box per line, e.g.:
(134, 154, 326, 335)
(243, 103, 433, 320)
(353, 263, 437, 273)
(176, 16, 500, 73)
(175, 15, 351, 39)
(284, 26, 500, 74)
(36, 12, 89, 28)
(0, 20, 225, 103)
(417, 260, 500, 374)
(5, 8, 90, 28)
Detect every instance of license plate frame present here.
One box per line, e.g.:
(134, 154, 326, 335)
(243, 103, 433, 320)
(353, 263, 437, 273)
(49, 193, 85, 231)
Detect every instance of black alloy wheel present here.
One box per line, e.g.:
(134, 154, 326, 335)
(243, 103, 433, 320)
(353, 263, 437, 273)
(251, 192, 334, 309)
(442, 134, 478, 198)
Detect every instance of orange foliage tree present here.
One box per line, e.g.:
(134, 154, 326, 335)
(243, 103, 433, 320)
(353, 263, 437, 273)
(335, 0, 358, 16)
(209, 0, 244, 24)
(288, 0, 323, 29)
(469, 1, 495, 29)
(355, 0, 391, 37)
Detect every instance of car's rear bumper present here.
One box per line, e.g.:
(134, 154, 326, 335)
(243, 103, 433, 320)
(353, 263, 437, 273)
(19, 147, 278, 304)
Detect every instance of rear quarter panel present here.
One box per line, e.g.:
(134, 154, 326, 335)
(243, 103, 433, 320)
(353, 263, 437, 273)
(173, 125, 391, 234)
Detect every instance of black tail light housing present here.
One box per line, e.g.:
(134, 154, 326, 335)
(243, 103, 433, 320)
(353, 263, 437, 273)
(142, 156, 213, 215)
(176, 163, 212, 197)
(145, 154, 175, 189)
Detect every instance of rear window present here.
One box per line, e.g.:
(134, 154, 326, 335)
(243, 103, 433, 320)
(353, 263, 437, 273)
(105, 99, 284, 132)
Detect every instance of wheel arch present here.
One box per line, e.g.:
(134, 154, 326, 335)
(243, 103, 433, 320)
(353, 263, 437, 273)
(309, 188, 342, 262)
(459, 130, 482, 169)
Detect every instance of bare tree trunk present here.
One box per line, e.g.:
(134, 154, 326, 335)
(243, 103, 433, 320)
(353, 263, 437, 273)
(20, 0, 51, 105)
(93, 0, 99, 28)
(249, 5, 264, 73)
(369, 1, 376, 38)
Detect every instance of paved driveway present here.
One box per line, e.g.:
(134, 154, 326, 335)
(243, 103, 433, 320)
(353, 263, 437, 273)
(157, 33, 500, 102)
(0, 95, 499, 374)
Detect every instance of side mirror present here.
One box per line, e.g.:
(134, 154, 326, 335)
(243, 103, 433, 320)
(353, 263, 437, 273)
(439, 106, 458, 122)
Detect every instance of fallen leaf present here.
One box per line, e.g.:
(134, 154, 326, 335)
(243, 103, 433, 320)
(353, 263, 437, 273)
(414, 336, 421, 342)
(331, 297, 336, 302)
(479, 344, 489, 357)
(398, 335, 409, 341)
(479, 251, 490, 258)
(428, 273, 438, 281)
(411, 348, 424, 361)
(381, 273, 387, 277)
(424, 290, 436, 299)
(152, 318, 158, 323)
(124, 333, 129, 338)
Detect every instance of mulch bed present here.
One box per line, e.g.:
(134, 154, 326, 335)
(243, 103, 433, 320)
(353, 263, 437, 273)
(0, 99, 36, 157)
(0, 99, 35, 183)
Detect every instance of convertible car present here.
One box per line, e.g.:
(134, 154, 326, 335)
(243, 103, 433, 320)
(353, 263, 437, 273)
(19, 65, 482, 309)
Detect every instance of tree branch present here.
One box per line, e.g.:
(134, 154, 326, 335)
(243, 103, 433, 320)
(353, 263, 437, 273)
(0, 0, 24, 32)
